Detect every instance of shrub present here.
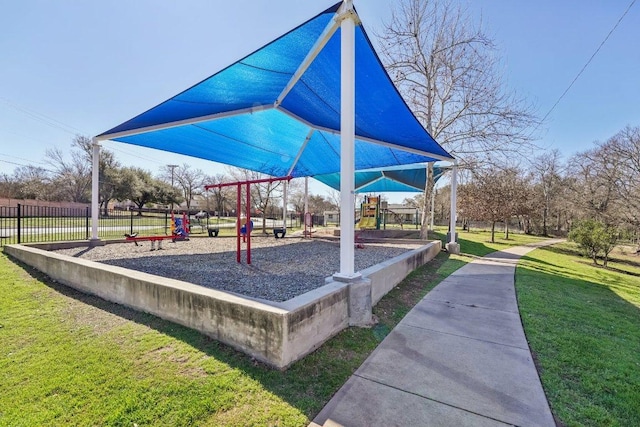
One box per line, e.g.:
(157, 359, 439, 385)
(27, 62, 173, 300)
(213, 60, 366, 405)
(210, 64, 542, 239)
(569, 219, 619, 266)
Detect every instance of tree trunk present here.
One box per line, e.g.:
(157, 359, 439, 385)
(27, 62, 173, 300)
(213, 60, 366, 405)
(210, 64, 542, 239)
(100, 200, 110, 217)
(491, 221, 496, 243)
(542, 206, 548, 236)
(504, 220, 510, 240)
(419, 163, 435, 239)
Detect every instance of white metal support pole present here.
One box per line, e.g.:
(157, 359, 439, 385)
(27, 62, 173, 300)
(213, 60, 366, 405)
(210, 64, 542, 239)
(446, 160, 460, 254)
(335, 0, 360, 281)
(90, 139, 100, 242)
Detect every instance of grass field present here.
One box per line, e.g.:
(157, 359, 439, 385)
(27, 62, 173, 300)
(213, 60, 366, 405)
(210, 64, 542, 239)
(7, 228, 633, 426)
(516, 242, 640, 426)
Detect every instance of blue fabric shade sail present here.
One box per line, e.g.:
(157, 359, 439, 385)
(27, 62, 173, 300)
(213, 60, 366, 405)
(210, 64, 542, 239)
(96, 2, 453, 178)
(315, 165, 448, 193)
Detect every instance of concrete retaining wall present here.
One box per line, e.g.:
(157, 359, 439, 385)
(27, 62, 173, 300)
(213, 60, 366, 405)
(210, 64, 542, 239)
(363, 241, 442, 305)
(5, 240, 440, 369)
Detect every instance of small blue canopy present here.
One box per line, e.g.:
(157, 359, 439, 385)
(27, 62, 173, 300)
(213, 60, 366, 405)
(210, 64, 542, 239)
(314, 165, 448, 193)
(96, 2, 452, 177)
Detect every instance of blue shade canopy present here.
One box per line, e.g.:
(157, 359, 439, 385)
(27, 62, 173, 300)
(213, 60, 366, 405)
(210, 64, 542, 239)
(96, 2, 453, 177)
(315, 165, 448, 193)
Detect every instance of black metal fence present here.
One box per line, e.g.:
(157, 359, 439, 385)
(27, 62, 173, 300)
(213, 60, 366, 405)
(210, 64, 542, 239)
(0, 204, 91, 246)
(0, 204, 326, 246)
(0, 205, 171, 246)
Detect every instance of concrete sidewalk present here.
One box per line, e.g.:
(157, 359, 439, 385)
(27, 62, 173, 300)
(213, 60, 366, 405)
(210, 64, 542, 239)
(312, 240, 563, 427)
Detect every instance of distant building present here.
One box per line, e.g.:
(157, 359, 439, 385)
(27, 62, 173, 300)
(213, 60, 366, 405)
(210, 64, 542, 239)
(385, 204, 421, 226)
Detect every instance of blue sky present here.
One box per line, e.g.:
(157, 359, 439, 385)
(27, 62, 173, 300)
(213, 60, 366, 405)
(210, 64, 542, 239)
(1, 0, 638, 202)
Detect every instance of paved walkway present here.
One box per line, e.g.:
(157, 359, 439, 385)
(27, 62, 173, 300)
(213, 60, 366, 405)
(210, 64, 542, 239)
(312, 239, 563, 427)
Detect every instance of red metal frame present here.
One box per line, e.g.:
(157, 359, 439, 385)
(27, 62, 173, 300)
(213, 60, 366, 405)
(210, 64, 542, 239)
(237, 183, 241, 263)
(204, 176, 293, 191)
(204, 175, 292, 264)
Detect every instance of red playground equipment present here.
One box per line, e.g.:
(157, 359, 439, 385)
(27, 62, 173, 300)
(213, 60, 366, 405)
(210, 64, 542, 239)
(205, 175, 292, 264)
(125, 212, 190, 250)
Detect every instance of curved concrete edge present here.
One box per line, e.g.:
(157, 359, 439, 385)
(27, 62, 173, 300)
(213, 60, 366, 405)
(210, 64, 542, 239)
(4, 240, 441, 370)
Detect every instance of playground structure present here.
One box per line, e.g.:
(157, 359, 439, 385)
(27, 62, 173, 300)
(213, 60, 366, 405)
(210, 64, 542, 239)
(124, 211, 190, 250)
(356, 196, 420, 231)
(205, 175, 292, 264)
(358, 196, 380, 230)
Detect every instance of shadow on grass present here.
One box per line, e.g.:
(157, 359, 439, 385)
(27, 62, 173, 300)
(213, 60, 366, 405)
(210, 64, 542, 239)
(516, 253, 640, 426)
(431, 229, 506, 257)
(4, 249, 457, 423)
(541, 244, 640, 278)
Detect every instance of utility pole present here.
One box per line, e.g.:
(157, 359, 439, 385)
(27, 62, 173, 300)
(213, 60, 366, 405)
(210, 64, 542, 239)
(168, 164, 178, 212)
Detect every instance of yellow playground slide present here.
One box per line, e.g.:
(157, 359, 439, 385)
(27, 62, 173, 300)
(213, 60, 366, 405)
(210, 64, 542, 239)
(358, 217, 377, 230)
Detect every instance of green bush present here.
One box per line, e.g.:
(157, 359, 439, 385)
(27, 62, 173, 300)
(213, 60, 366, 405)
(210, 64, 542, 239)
(569, 219, 619, 266)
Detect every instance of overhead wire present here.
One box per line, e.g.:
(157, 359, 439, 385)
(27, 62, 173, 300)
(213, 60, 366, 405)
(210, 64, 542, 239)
(100, 141, 167, 166)
(0, 97, 86, 136)
(0, 97, 169, 167)
(536, 0, 637, 128)
(0, 152, 49, 166)
(0, 158, 54, 173)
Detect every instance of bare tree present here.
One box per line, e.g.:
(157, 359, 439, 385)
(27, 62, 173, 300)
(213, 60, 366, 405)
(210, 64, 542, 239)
(203, 173, 233, 216)
(290, 182, 335, 216)
(530, 149, 564, 236)
(434, 185, 450, 227)
(459, 167, 529, 242)
(567, 145, 623, 225)
(275, 178, 302, 219)
(326, 189, 342, 211)
(604, 126, 640, 229)
(11, 166, 53, 200)
(227, 167, 284, 234)
(0, 173, 20, 198)
(166, 164, 206, 212)
(307, 194, 335, 215)
(44, 135, 121, 213)
(45, 145, 91, 203)
(289, 189, 306, 215)
(402, 194, 422, 209)
(377, 0, 539, 237)
(74, 136, 121, 213)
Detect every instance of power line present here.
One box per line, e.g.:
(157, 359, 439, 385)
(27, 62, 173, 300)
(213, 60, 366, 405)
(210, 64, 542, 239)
(0, 98, 169, 167)
(0, 97, 87, 136)
(538, 0, 637, 126)
(0, 152, 48, 166)
(0, 158, 29, 167)
(101, 141, 167, 166)
(0, 158, 53, 173)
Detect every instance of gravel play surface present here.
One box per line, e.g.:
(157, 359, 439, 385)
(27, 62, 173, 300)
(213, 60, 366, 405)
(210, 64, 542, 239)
(54, 236, 423, 302)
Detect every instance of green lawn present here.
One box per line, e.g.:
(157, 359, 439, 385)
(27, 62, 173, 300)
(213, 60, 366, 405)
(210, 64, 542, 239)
(516, 242, 640, 426)
(0, 229, 571, 426)
(0, 248, 455, 427)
